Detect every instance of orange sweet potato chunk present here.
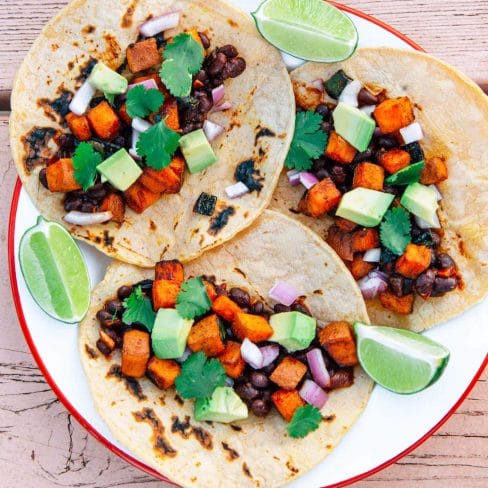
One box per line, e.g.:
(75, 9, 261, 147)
(155, 260, 184, 283)
(270, 357, 307, 390)
(211, 295, 243, 322)
(300, 177, 342, 218)
(152, 280, 181, 310)
(187, 314, 225, 357)
(373, 97, 415, 134)
(318, 321, 358, 367)
(379, 291, 414, 315)
(100, 193, 125, 224)
(217, 341, 245, 379)
(121, 330, 150, 378)
(146, 357, 181, 389)
(353, 162, 384, 191)
(350, 254, 375, 280)
(65, 113, 92, 141)
(126, 38, 161, 73)
(395, 244, 431, 278)
(420, 157, 448, 185)
(232, 313, 273, 342)
(378, 149, 411, 174)
(87, 101, 121, 140)
(139, 156, 185, 194)
(352, 228, 380, 252)
(124, 182, 160, 214)
(271, 389, 305, 422)
(325, 131, 357, 163)
(46, 158, 81, 193)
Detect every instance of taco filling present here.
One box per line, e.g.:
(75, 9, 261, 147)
(36, 12, 248, 224)
(94, 259, 358, 437)
(285, 71, 461, 315)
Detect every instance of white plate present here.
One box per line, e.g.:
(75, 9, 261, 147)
(8, 2, 487, 487)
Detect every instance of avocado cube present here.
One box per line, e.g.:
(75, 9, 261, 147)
(269, 312, 316, 352)
(333, 103, 376, 152)
(88, 62, 128, 95)
(97, 148, 142, 191)
(179, 129, 217, 174)
(151, 309, 193, 359)
(194, 387, 248, 423)
(336, 188, 394, 227)
(400, 182, 439, 226)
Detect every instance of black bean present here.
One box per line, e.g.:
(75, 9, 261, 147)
(39, 168, 49, 189)
(250, 399, 271, 417)
(96, 310, 113, 324)
(218, 44, 238, 58)
(58, 134, 76, 150)
(315, 168, 330, 181)
(436, 253, 456, 269)
(320, 121, 331, 134)
(134, 280, 153, 293)
(223, 57, 246, 79)
(383, 184, 403, 197)
(353, 147, 374, 163)
(198, 32, 211, 49)
(431, 232, 441, 248)
(235, 382, 259, 402)
(80, 202, 95, 213)
(117, 285, 133, 301)
(433, 277, 457, 295)
(195, 91, 213, 113)
(64, 198, 82, 211)
(311, 157, 326, 173)
(329, 369, 354, 389)
(208, 52, 227, 76)
(96, 339, 112, 356)
(375, 135, 398, 150)
(315, 104, 330, 119)
(229, 288, 251, 308)
(103, 327, 121, 347)
(291, 303, 312, 316)
(211, 76, 224, 88)
(388, 275, 404, 297)
(403, 278, 414, 295)
(273, 304, 290, 313)
(195, 69, 209, 83)
(330, 165, 347, 185)
(251, 301, 265, 315)
(250, 372, 270, 389)
(415, 269, 436, 297)
(105, 299, 123, 316)
(357, 88, 379, 107)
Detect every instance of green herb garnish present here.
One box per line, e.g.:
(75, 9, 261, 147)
(122, 286, 156, 332)
(126, 85, 165, 119)
(176, 277, 211, 320)
(72, 142, 103, 191)
(104, 92, 116, 105)
(287, 405, 322, 439)
(380, 207, 412, 255)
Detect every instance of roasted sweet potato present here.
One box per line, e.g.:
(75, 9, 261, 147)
(152, 280, 181, 310)
(271, 389, 305, 422)
(121, 330, 150, 378)
(146, 357, 181, 389)
(139, 156, 185, 194)
(203, 280, 218, 302)
(373, 97, 415, 134)
(318, 321, 358, 367)
(353, 162, 384, 191)
(211, 295, 243, 322)
(325, 131, 357, 163)
(216, 341, 245, 378)
(162, 97, 180, 131)
(352, 228, 380, 252)
(395, 244, 432, 278)
(155, 260, 184, 283)
(420, 157, 448, 185)
(118, 103, 132, 126)
(326, 225, 354, 261)
(379, 291, 415, 315)
(46, 158, 81, 192)
(87, 101, 121, 140)
(188, 314, 225, 357)
(299, 177, 342, 218)
(232, 313, 273, 342)
(335, 217, 358, 232)
(126, 38, 160, 73)
(350, 254, 375, 280)
(270, 357, 307, 390)
(100, 193, 125, 224)
(124, 181, 160, 214)
(378, 148, 411, 174)
(65, 112, 92, 141)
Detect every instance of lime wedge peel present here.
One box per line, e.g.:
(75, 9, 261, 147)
(19, 216, 91, 324)
(252, 0, 359, 63)
(354, 323, 450, 394)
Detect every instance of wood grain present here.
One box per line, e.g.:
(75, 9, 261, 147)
(1, 0, 487, 486)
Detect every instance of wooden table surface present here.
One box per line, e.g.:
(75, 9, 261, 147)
(0, 1, 486, 487)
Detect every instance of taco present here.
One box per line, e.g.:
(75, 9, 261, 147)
(79, 210, 371, 487)
(10, 0, 294, 267)
(270, 47, 488, 331)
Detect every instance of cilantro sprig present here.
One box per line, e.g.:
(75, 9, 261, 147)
(285, 111, 328, 171)
(122, 286, 156, 332)
(176, 277, 211, 320)
(380, 207, 412, 255)
(287, 405, 322, 439)
(160, 33, 204, 98)
(136, 119, 180, 170)
(175, 352, 226, 399)
(72, 142, 103, 191)
(126, 85, 165, 119)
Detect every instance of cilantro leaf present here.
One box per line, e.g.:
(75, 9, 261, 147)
(122, 286, 156, 332)
(136, 119, 180, 170)
(380, 207, 412, 255)
(160, 33, 204, 98)
(104, 92, 116, 105)
(285, 111, 328, 171)
(72, 142, 103, 191)
(287, 405, 322, 439)
(175, 352, 226, 399)
(176, 277, 211, 320)
(126, 85, 165, 119)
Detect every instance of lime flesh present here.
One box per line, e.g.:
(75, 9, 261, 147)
(252, 0, 358, 62)
(19, 216, 90, 323)
(354, 323, 450, 394)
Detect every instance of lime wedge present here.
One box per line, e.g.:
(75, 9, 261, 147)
(252, 0, 358, 62)
(354, 323, 450, 394)
(19, 216, 90, 323)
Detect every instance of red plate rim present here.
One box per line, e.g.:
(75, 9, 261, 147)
(7, 3, 486, 487)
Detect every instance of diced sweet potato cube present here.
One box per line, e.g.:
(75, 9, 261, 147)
(121, 330, 150, 378)
(318, 321, 358, 367)
(335, 217, 358, 232)
(373, 97, 415, 134)
(271, 389, 305, 422)
(299, 177, 342, 218)
(379, 291, 414, 315)
(353, 162, 384, 191)
(162, 98, 180, 131)
(155, 260, 184, 283)
(100, 193, 125, 224)
(87, 101, 121, 140)
(326, 131, 357, 163)
(232, 313, 273, 342)
(126, 38, 161, 73)
(211, 295, 242, 322)
(270, 357, 307, 390)
(65, 112, 92, 141)
(152, 280, 181, 310)
(352, 228, 380, 252)
(202, 280, 218, 302)
(217, 341, 245, 378)
(420, 157, 448, 185)
(146, 357, 181, 389)
(46, 158, 81, 192)
(326, 225, 354, 261)
(188, 314, 225, 357)
(118, 103, 132, 125)
(395, 243, 431, 278)
(124, 181, 160, 214)
(378, 148, 411, 174)
(139, 156, 185, 194)
(350, 254, 375, 280)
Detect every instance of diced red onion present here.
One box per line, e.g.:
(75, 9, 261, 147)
(203, 120, 224, 141)
(370, 269, 390, 281)
(429, 184, 443, 201)
(358, 271, 388, 299)
(400, 122, 424, 144)
(139, 11, 180, 37)
(69, 80, 96, 116)
(260, 345, 280, 368)
(132, 117, 152, 133)
(311, 79, 324, 92)
(338, 80, 362, 107)
(129, 130, 142, 160)
(299, 172, 319, 190)
(363, 248, 381, 263)
(269, 281, 300, 307)
(299, 380, 328, 409)
(175, 347, 192, 364)
(306, 349, 331, 388)
(64, 211, 113, 226)
(211, 101, 232, 113)
(225, 182, 250, 199)
(415, 213, 441, 229)
(212, 85, 225, 106)
(241, 338, 263, 369)
(360, 105, 376, 117)
(287, 170, 301, 186)
(127, 78, 158, 93)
